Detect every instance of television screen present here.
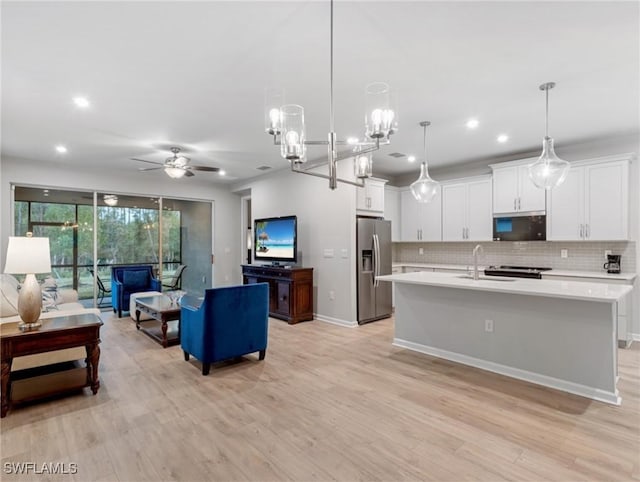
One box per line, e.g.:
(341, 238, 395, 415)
(254, 215, 297, 264)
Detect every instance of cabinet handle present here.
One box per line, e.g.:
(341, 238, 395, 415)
(420, 229, 423, 240)
(579, 224, 584, 239)
(585, 224, 590, 239)
(466, 227, 469, 240)
(518, 198, 521, 211)
(514, 198, 517, 211)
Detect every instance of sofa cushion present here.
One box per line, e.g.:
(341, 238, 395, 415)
(123, 270, 150, 290)
(0, 274, 19, 317)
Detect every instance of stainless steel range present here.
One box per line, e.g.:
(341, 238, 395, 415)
(484, 265, 552, 279)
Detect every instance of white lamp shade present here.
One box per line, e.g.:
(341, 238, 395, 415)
(4, 236, 52, 274)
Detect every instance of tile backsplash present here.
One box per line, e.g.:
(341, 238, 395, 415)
(393, 241, 636, 273)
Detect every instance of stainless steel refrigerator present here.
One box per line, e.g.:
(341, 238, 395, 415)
(357, 217, 392, 325)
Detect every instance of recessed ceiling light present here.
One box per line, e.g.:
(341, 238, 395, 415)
(219, 170, 226, 176)
(466, 118, 479, 129)
(497, 134, 509, 143)
(407, 155, 416, 163)
(73, 96, 90, 108)
(55, 145, 68, 153)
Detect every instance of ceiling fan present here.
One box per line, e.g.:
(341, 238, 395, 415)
(131, 147, 219, 178)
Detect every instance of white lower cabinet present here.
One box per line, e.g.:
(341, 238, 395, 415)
(442, 177, 492, 241)
(542, 274, 634, 347)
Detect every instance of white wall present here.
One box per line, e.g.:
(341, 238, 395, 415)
(0, 156, 242, 288)
(233, 162, 358, 326)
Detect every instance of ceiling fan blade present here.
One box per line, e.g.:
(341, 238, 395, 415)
(184, 170, 195, 177)
(139, 167, 164, 171)
(131, 158, 163, 166)
(190, 165, 219, 172)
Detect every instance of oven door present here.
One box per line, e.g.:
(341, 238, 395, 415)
(493, 215, 546, 241)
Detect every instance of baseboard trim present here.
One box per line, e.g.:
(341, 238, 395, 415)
(314, 314, 357, 328)
(393, 338, 621, 406)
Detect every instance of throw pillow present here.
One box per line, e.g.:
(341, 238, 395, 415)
(123, 270, 150, 290)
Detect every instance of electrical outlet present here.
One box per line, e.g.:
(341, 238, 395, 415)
(485, 319, 494, 333)
(419, 248, 424, 255)
(329, 290, 335, 300)
(561, 249, 568, 258)
(605, 249, 612, 259)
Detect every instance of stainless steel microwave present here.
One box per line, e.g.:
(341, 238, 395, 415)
(493, 215, 546, 241)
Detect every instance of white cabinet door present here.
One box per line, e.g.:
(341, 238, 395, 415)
(419, 185, 442, 241)
(367, 181, 385, 213)
(400, 189, 420, 241)
(466, 179, 492, 241)
(548, 167, 584, 240)
(585, 161, 628, 240)
(357, 179, 386, 214)
(517, 165, 546, 212)
(492, 166, 518, 214)
(356, 184, 368, 211)
(492, 164, 545, 213)
(442, 183, 467, 241)
(384, 187, 401, 241)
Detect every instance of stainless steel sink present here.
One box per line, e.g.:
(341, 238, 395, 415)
(457, 274, 516, 282)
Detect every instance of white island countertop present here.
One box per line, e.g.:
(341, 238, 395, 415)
(392, 262, 636, 282)
(377, 271, 632, 303)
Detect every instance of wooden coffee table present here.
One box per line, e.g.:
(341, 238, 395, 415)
(135, 294, 181, 348)
(0, 313, 103, 418)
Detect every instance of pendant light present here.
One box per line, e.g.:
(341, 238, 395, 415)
(410, 121, 439, 203)
(528, 82, 570, 189)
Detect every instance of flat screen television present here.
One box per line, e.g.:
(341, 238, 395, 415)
(254, 215, 297, 265)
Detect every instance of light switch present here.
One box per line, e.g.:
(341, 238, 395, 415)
(561, 249, 568, 258)
(323, 249, 334, 258)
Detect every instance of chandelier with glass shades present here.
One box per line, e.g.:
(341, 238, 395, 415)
(528, 82, 570, 189)
(264, 0, 396, 190)
(410, 121, 440, 203)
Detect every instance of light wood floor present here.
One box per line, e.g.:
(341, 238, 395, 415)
(1, 312, 639, 481)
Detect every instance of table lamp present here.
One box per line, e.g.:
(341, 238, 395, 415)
(3, 233, 52, 331)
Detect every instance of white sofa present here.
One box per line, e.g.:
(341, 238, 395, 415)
(1, 274, 101, 371)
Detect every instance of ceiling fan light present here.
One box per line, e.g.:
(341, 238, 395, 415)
(528, 136, 570, 189)
(103, 194, 118, 207)
(164, 166, 186, 179)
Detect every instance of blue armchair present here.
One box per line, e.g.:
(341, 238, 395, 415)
(111, 265, 161, 318)
(181, 283, 269, 375)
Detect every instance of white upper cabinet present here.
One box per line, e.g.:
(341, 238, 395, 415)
(357, 178, 386, 215)
(384, 186, 401, 241)
(491, 162, 546, 214)
(442, 177, 492, 241)
(548, 157, 629, 241)
(400, 186, 442, 241)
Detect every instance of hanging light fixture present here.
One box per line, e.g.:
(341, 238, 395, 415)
(528, 82, 570, 189)
(264, 0, 396, 190)
(103, 194, 118, 207)
(410, 121, 439, 203)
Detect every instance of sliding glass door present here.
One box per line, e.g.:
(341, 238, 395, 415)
(13, 186, 213, 309)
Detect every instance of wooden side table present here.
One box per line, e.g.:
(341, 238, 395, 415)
(0, 313, 103, 417)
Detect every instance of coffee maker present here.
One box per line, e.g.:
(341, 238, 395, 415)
(603, 254, 621, 274)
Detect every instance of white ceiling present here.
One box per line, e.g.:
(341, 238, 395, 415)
(2, 1, 638, 184)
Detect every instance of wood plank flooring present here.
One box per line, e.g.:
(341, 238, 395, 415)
(1, 312, 639, 481)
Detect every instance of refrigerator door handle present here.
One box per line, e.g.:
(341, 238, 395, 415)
(373, 234, 380, 288)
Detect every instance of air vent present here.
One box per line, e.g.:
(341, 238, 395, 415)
(256, 165, 272, 171)
(388, 152, 406, 158)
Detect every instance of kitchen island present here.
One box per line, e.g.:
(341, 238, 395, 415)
(377, 271, 632, 405)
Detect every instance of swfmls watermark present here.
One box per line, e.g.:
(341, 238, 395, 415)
(3, 462, 78, 475)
